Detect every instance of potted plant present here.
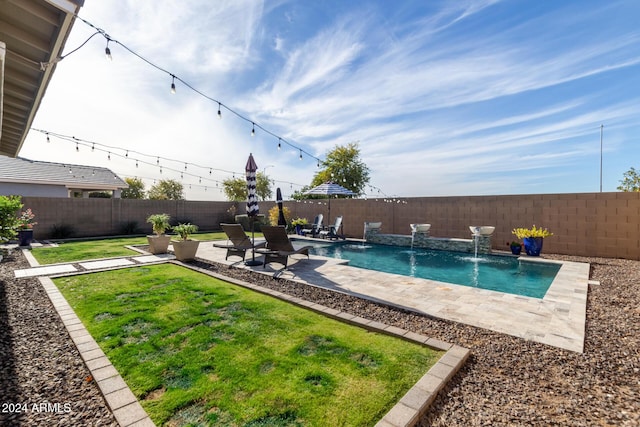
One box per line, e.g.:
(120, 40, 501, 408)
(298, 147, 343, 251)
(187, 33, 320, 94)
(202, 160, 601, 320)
(291, 217, 308, 235)
(171, 223, 199, 261)
(512, 225, 553, 256)
(506, 241, 522, 255)
(146, 213, 171, 254)
(17, 208, 37, 247)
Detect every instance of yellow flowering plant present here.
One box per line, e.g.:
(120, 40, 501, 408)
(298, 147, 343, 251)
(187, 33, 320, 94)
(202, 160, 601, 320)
(512, 225, 553, 239)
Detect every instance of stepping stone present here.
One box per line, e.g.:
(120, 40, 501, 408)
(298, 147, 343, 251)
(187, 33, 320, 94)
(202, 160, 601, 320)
(79, 259, 135, 270)
(15, 264, 77, 278)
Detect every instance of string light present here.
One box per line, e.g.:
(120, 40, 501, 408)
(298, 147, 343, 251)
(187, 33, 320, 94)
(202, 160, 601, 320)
(251, 123, 255, 137)
(46, 133, 50, 143)
(76, 142, 79, 152)
(57, 16, 325, 166)
(299, 150, 303, 160)
(105, 38, 112, 61)
(32, 129, 310, 193)
(278, 138, 281, 150)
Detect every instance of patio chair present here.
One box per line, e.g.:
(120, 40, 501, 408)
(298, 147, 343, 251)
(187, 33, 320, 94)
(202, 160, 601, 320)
(259, 226, 312, 268)
(301, 214, 323, 238)
(213, 223, 266, 261)
(319, 215, 343, 240)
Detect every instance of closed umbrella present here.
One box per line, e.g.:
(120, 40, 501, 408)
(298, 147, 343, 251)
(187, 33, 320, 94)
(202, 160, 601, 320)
(305, 182, 355, 225)
(276, 188, 287, 226)
(245, 153, 261, 266)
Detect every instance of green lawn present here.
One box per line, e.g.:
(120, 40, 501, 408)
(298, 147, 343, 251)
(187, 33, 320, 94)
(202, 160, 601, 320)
(55, 264, 442, 426)
(30, 232, 233, 264)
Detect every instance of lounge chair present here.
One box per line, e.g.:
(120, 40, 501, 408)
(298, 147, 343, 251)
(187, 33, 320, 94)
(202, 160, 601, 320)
(319, 215, 343, 240)
(213, 223, 266, 260)
(259, 226, 312, 268)
(301, 214, 323, 238)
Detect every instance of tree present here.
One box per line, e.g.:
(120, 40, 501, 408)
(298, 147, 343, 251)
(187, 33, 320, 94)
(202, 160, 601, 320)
(617, 167, 640, 192)
(291, 142, 370, 200)
(222, 172, 272, 201)
(121, 177, 146, 199)
(148, 179, 184, 200)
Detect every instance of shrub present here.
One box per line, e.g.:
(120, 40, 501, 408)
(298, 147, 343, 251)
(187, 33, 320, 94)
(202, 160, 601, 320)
(119, 221, 140, 235)
(146, 213, 171, 235)
(50, 224, 75, 239)
(268, 205, 291, 226)
(172, 223, 198, 240)
(0, 195, 22, 242)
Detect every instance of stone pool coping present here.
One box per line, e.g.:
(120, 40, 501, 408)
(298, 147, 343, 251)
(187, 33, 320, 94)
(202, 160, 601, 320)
(23, 248, 468, 427)
(195, 241, 590, 353)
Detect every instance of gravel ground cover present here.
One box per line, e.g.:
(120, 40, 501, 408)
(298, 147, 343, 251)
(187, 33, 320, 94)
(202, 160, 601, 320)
(0, 250, 118, 426)
(1, 248, 639, 426)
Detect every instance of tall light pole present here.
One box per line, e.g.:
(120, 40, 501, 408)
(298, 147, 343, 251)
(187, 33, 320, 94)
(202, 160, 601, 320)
(600, 124, 604, 193)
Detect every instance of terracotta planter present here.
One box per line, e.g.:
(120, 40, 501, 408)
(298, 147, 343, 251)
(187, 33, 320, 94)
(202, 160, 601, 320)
(172, 239, 200, 262)
(147, 235, 171, 254)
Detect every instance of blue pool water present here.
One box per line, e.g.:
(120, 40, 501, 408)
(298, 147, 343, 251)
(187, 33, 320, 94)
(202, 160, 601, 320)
(298, 241, 560, 299)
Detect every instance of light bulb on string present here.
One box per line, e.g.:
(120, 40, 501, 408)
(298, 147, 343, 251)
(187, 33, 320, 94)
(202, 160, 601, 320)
(160, 166, 163, 174)
(76, 142, 79, 152)
(199, 177, 202, 184)
(299, 150, 303, 160)
(135, 160, 139, 168)
(46, 133, 50, 143)
(156, 157, 160, 165)
(209, 168, 212, 175)
(105, 39, 112, 61)
(277, 138, 281, 151)
(180, 172, 183, 179)
(251, 123, 255, 137)
(91, 143, 94, 152)
(125, 150, 129, 157)
(217, 103, 222, 119)
(69, 167, 73, 174)
(184, 163, 187, 171)
(170, 75, 176, 94)
(108, 152, 111, 160)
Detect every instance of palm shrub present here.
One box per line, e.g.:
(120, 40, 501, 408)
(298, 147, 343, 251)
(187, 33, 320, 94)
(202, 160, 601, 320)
(146, 213, 171, 235)
(172, 223, 198, 240)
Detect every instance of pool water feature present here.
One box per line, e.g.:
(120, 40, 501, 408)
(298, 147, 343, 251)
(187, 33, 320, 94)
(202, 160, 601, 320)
(298, 241, 560, 299)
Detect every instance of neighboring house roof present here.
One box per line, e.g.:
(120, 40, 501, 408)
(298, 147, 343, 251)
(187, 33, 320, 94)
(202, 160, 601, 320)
(0, 155, 128, 191)
(0, 0, 84, 157)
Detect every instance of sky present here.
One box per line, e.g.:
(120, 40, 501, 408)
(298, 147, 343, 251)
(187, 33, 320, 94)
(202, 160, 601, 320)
(19, 0, 640, 201)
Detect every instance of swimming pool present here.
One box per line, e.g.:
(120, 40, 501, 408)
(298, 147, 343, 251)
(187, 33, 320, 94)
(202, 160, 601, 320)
(297, 241, 560, 299)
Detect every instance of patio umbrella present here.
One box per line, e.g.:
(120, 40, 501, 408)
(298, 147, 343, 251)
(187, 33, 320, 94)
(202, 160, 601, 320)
(245, 153, 261, 265)
(305, 182, 355, 225)
(276, 187, 287, 226)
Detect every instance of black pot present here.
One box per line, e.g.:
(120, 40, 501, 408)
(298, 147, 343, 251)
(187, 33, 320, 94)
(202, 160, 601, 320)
(18, 229, 34, 246)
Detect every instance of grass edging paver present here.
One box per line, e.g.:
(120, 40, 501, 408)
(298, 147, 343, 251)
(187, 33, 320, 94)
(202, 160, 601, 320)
(35, 252, 469, 427)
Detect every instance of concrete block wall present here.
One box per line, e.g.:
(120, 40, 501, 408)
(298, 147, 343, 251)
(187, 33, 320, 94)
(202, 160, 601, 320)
(284, 192, 640, 260)
(18, 192, 640, 260)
